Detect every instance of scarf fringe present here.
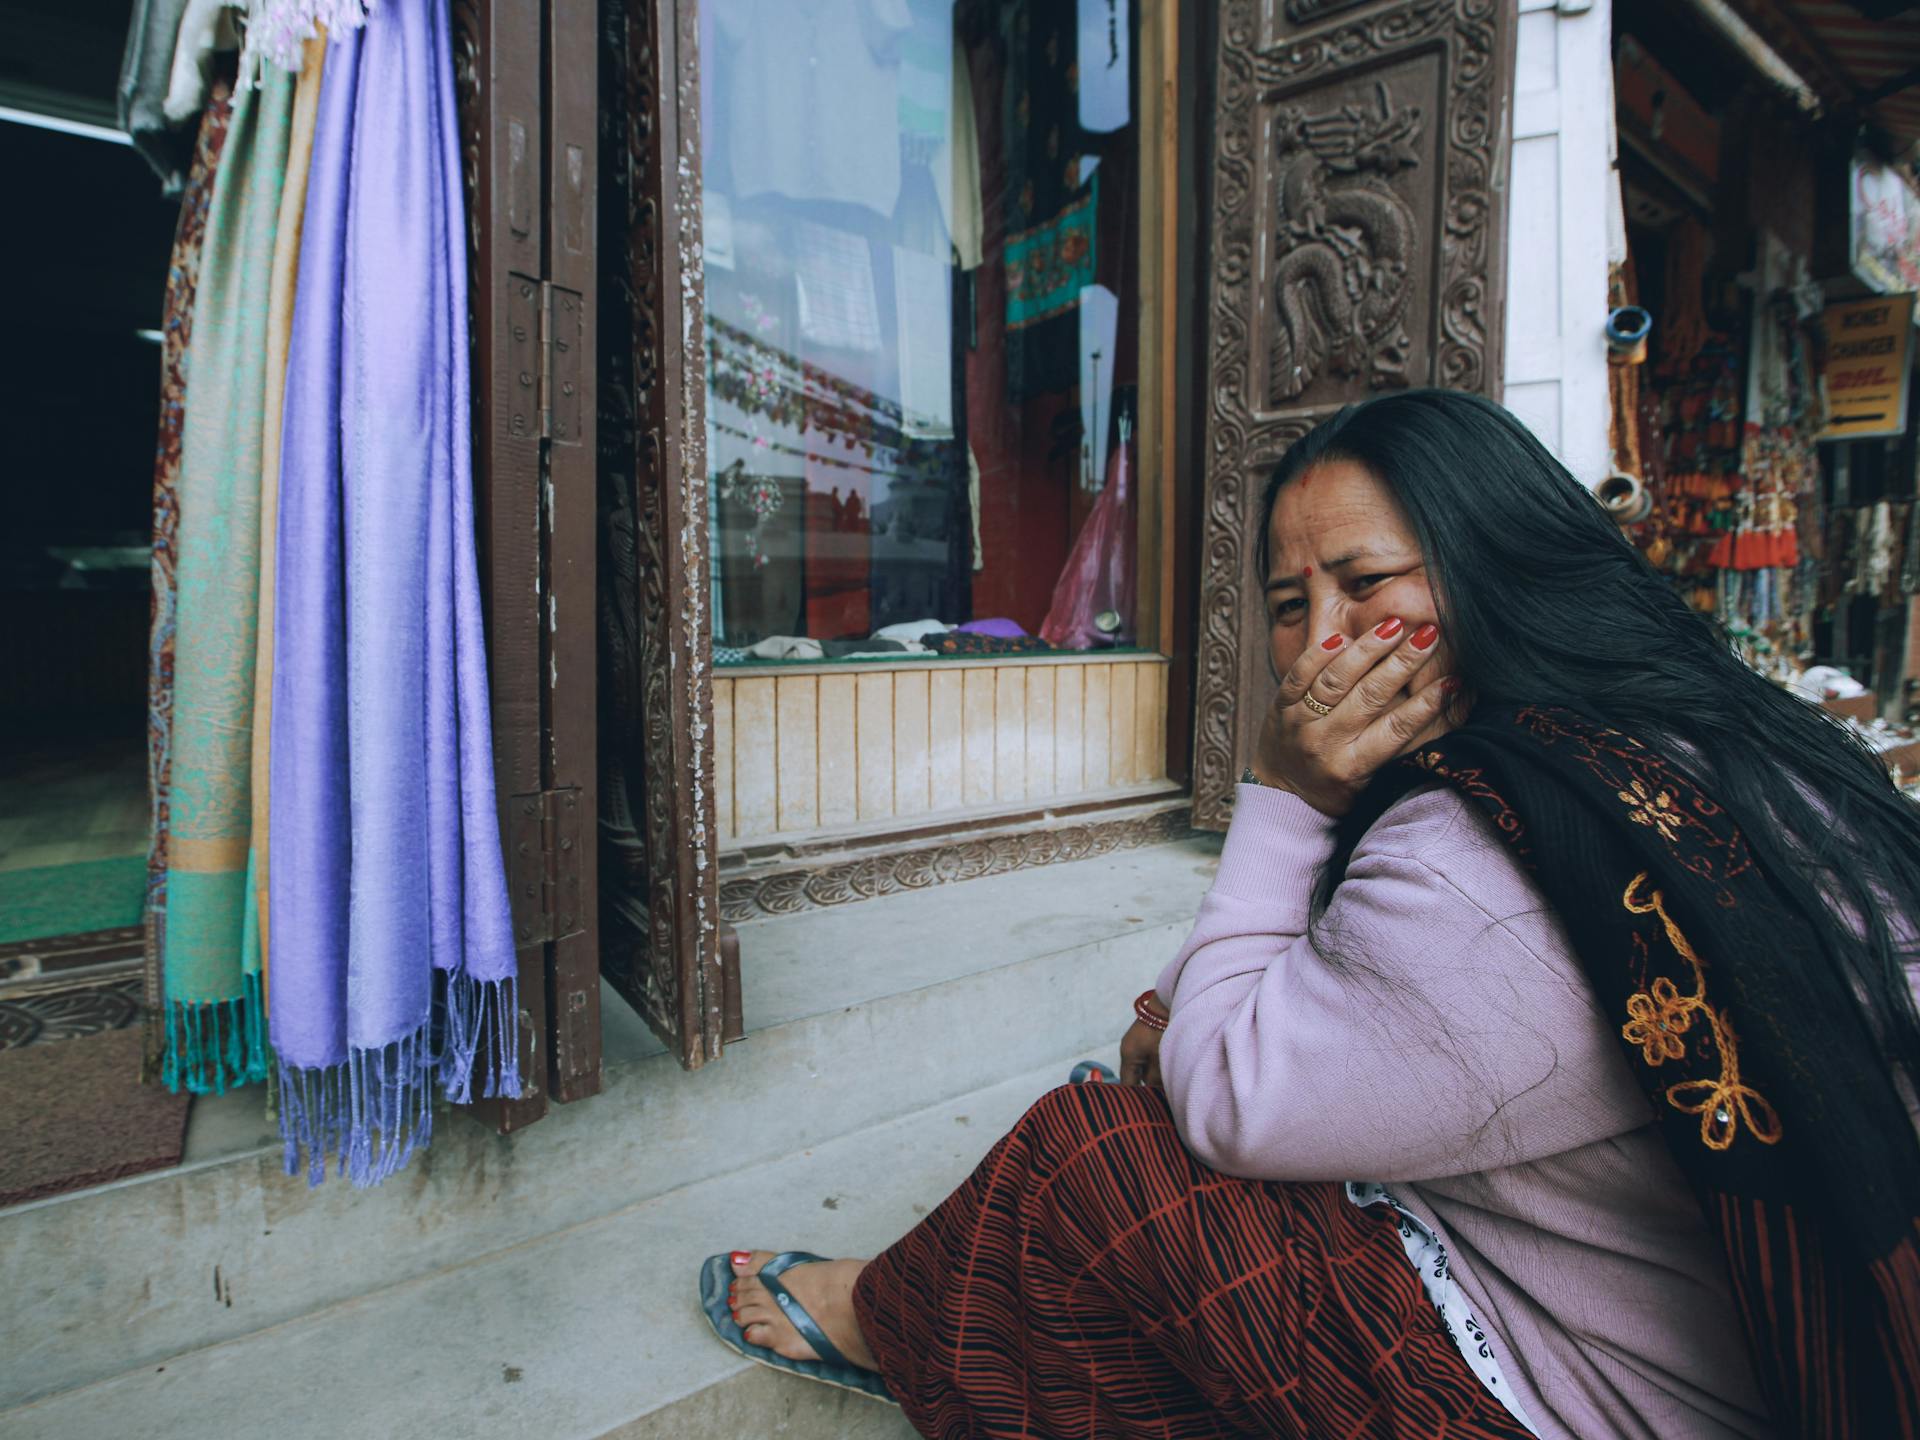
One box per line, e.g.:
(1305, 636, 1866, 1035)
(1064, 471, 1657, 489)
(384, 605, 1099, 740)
(277, 1025, 433, 1188)
(1395, 708, 1920, 1440)
(239, 0, 375, 84)
(276, 970, 521, 1188)
(438, 968, 521, 1106)
(160, 971, 270, 1095)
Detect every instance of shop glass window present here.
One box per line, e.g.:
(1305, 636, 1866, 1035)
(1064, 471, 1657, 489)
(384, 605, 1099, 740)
(699, 0, 1141, 665)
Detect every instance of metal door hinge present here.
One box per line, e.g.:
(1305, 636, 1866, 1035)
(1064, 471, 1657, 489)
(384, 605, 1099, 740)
(509, 275, 584, 448)
(534, 279, 584, 446)
(536, 280, 552, 440)
(508, 788, 585, 947)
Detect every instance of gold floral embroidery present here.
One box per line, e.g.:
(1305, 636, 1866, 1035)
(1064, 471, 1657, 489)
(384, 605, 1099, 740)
(1621, 976, 1691, 1064)
(1621, 874, 1783, 1151)
(1617, 780, 1683, 843)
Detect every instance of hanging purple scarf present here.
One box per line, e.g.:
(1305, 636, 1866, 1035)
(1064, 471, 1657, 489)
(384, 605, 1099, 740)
(270, 0, 519, 1186)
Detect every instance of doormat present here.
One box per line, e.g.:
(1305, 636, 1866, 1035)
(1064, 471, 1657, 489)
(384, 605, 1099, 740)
(0, 856, 146, 945)
(0, 974, 144, 1051)
(0, 1026, 190, 1208)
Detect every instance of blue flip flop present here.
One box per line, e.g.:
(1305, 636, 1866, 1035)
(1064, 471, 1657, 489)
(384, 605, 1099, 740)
(698, 1252, 897, 1405)
(1070, 1059, 1116, 1084)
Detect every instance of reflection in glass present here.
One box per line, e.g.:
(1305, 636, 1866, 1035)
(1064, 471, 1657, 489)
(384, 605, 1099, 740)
(699, 0, 1140, 664)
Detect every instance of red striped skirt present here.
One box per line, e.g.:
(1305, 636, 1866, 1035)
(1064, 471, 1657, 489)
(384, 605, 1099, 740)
(853, 1081, 1536, 1439)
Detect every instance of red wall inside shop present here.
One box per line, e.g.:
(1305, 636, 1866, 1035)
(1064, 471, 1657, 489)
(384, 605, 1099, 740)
(966, 256, 1078, 633)
(961, 27, 1139, 637)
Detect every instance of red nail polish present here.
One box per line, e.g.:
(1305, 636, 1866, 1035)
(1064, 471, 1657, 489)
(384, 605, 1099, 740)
(1321, 634, 1345, 651)
(730, 1251, 751, 1268)
(1410, 623, 1439, 650)
(1442, 677, 1463, 695)
(1375, 618, 1404, 641)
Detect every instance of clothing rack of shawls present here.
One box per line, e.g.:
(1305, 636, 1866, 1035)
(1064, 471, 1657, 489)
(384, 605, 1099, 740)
(126, 0, 521, 1188)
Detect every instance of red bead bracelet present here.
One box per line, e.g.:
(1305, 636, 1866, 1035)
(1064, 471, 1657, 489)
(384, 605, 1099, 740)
(1134, 988, 1169, 1032)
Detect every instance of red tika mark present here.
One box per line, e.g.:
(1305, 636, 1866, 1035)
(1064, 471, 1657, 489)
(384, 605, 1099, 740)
(1302, 565, 1314, 578)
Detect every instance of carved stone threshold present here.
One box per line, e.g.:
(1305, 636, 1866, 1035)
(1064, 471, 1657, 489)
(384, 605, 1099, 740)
(719, 792, 1200, 923)
(720, 773, 1181, 859)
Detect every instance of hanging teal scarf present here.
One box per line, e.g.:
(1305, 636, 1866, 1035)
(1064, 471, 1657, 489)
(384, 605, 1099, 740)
(162, 66, 296, 1093)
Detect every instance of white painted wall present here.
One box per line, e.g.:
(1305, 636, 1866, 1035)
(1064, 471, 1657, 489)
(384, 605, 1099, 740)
(1503, 0, 1614, 488)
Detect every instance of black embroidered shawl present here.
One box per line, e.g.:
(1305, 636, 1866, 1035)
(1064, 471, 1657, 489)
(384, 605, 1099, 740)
(1348, 706, 1920, 1438)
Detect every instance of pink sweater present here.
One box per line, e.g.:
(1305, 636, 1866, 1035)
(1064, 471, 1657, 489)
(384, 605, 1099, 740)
(1156, 782, 1775, 1440)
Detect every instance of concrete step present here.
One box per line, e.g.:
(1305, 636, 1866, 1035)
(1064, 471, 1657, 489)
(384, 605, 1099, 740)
(1, 836, 1220, 1411)
(1, 1053, 1099, 1440)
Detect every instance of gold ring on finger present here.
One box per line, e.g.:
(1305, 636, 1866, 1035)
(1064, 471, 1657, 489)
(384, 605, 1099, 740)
(1301, 693, 1334, 718)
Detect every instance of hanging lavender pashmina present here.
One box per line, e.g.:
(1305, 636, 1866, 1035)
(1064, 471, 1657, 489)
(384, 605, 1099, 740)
(270, 0, 519, 1187)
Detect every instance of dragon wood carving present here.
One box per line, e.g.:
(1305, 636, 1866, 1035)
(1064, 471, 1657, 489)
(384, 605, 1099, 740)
(1192, 0, 1511, 832)
(1267, 82, 1421, 406)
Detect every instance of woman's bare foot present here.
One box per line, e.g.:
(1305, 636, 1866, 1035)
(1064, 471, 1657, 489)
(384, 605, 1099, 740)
(727, 1250, 879, 1371)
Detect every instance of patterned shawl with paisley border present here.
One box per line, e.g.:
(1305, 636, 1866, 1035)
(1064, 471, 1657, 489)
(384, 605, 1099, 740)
(1342, 705, 1920, 1438)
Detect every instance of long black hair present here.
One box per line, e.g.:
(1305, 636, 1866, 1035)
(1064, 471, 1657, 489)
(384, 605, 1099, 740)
(1263, 387, 1920, 1089)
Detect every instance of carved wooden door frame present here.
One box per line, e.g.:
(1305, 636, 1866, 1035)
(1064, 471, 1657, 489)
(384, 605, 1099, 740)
(1189, 0, 1517, 830)
(596, 0, 727, 1070)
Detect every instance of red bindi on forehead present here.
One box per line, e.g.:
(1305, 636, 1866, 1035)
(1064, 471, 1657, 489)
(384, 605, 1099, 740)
(1302, 565, 1313, 578)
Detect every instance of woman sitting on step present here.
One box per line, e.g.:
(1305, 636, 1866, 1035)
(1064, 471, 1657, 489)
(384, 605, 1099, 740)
(702, 389, 1920, 1440)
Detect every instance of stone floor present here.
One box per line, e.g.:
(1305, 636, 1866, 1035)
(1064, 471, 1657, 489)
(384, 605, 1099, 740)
(0, 833, 1223, 1438)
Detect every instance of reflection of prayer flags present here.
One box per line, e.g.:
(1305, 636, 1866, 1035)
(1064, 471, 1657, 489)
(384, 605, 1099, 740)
(796, 220, 882, 352)
(1005, 177, 1096, 330)
(1077, 0, 1129, 134)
